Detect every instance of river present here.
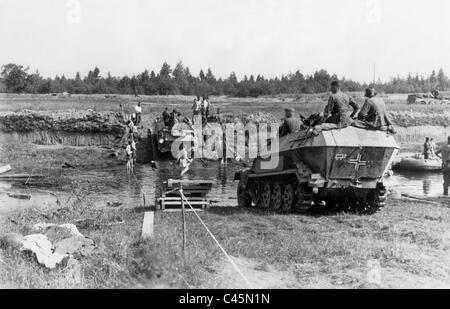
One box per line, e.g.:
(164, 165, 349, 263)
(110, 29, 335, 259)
(0, 161, 446, 215)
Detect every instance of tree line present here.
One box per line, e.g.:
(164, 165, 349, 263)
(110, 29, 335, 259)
(1, 62, 449, 97)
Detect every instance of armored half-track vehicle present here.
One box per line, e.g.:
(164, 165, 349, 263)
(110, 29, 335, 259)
(234, 126, 399, 214)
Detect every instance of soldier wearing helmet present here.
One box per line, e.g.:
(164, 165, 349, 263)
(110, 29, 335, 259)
(323, 81, 359, 127)
(358, 87, 393, 130)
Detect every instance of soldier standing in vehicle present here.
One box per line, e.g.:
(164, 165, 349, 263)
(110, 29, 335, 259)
(436, 136, 450, 195)
(323, 81, 359, 127)
(134, 102, 142, 125)
(279, 107, 303, 137)
(358, 87, 394, 131)
(162, 107, 171, 127)
(192, 96, 202, 124)
(192, 96, 201, 115)
(201, 95, 211, 122)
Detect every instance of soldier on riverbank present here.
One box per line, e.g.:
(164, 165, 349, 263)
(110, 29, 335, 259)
(134, 102, 142, 125)
(436, 136, 450, 195)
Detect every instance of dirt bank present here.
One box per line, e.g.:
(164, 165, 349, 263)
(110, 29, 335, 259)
(0, 131, 118, 147)
(1, 108, 448, 151)
(0, 110, 124, 133)
(0, 110, 125, 147)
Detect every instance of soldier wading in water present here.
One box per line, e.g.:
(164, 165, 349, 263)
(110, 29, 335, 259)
(436, 136, 450, 195)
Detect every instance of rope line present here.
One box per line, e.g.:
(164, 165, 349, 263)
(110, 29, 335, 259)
(128, 165, 251, 288)
(178, 273, 193, 289)
(179, 189, 253, 289)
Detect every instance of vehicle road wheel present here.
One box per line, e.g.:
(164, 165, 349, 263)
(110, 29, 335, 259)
(281, 184, 295, 212)
(359, 184, 386, 214)
(294, 183, 312, 211)
(250, 182, 261, 206)
(271, 184, 282, 211)
(237, 183, 251, 208)
(260, 183, 271, 209)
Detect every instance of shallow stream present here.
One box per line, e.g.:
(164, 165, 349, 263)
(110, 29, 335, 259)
(0, 161, 446, 215)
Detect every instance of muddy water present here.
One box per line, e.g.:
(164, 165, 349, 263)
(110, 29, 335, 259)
(0, 161, 446, 214)
(384, 171, 444, 197)
(81, 161, 241, 208)
(0, 161, 241, 214)
(0, 181, 59, 214)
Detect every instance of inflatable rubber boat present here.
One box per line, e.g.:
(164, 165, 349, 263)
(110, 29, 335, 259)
(392, 154, 442, 172)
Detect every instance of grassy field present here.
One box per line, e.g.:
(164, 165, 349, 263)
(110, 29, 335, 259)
(1, 193, 449, 288)
(1, 92, 449, 117)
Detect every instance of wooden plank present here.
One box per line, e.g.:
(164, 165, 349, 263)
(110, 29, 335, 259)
(0, 165, 12, 174)
(0, 174, 45, 179)
(160, 201, 208, 206)
(166, 186, 213, 190)
(142, 211, 154, 240)
(163, 209, 203, 213)
(167, 178, 215, 185)
(401, 194, 442, 205)
(158, 197, 206, 201)
(163, 190, 203, 194)
(162, 191, 209, 196)
(181, 188, 186, 255)
(163, 190, 210, 195)
(167, 179, 214, 188)
(249, 169, 298, 178)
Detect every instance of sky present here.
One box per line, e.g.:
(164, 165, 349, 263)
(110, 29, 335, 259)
(1, 0, 450, 82)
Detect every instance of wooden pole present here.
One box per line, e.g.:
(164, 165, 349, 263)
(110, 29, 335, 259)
(180, 185, 186, 256)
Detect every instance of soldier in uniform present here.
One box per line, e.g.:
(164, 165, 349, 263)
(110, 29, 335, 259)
(436, 136, 450, 195)
(432, 89, 440, 99)
(162, 107, 171, 127)
(358, 87, 393, 131)
(279, 107, 303, 137)
(423, 137, 432, 160)
(323, 81, 359, 127)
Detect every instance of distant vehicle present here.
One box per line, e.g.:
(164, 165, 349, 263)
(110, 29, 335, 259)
(234, 125, 399, 214)
(407, 93, 450, 105)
